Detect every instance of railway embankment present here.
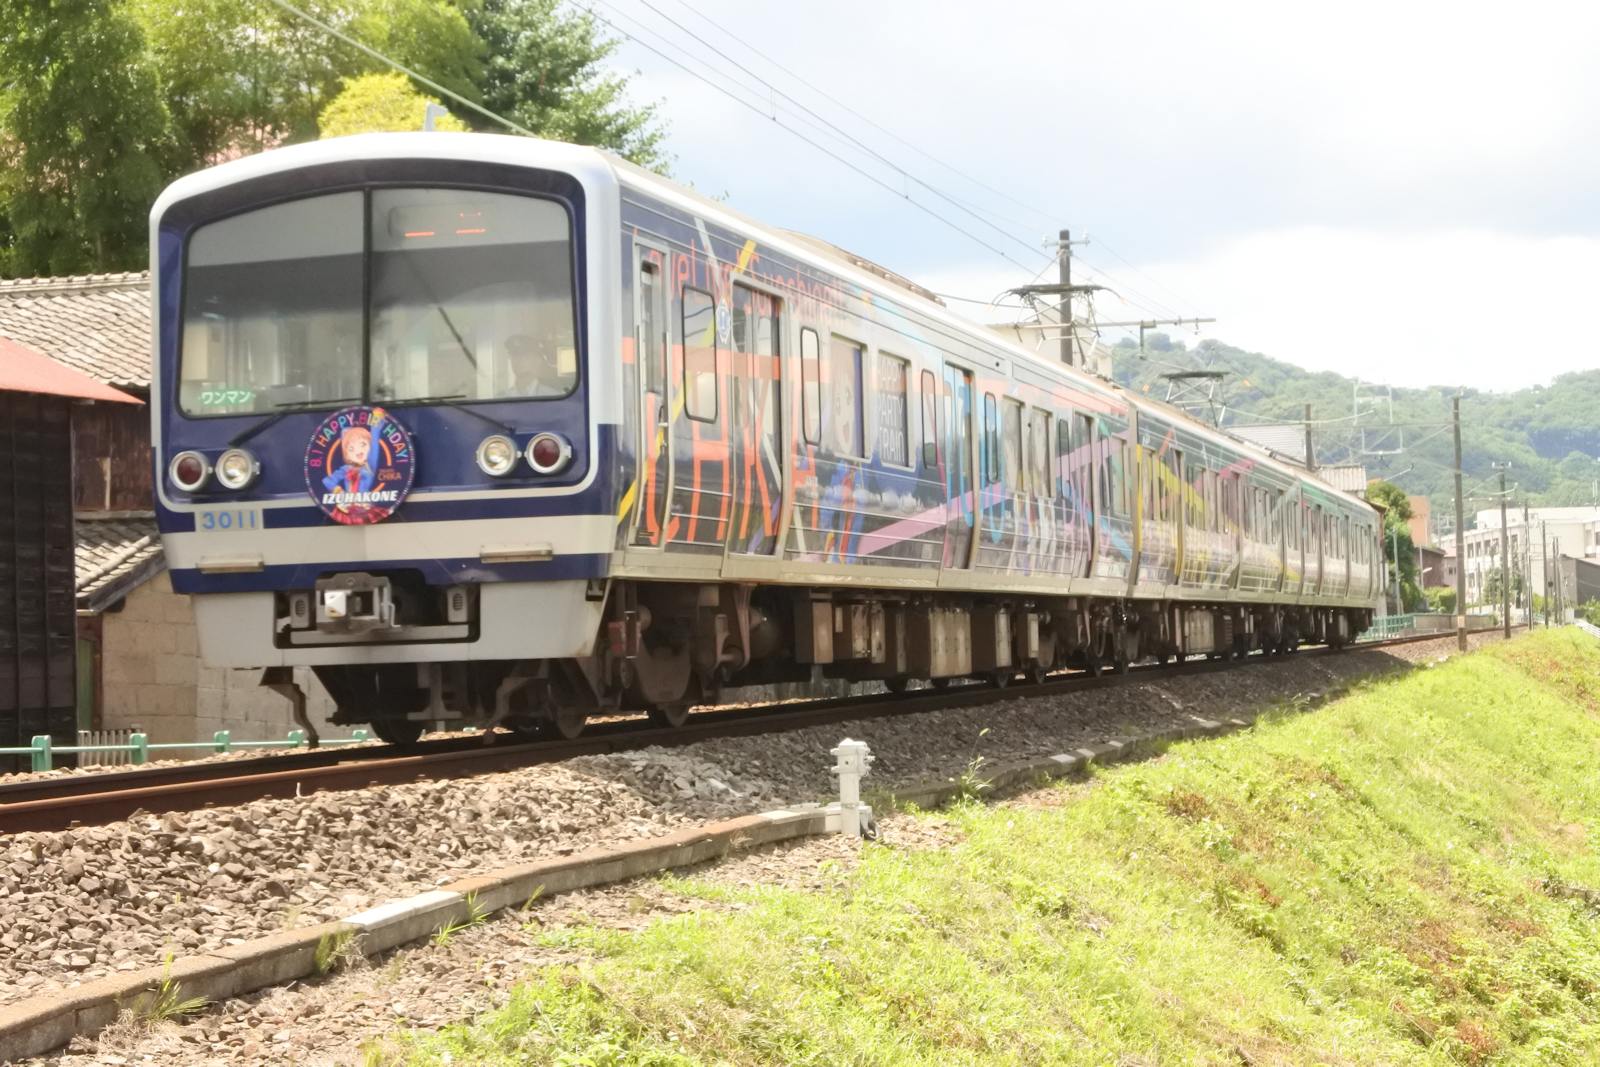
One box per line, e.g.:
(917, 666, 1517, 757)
(351, 628, 1600, 1066)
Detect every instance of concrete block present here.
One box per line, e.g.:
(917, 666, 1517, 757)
(208, 922, 356, 992)
(155, 653, 196, 688)
(345, 891, 467, 956)
(0, 995, 78, 1064)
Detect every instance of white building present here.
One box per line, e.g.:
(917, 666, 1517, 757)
(1460, 505, 1600, 609)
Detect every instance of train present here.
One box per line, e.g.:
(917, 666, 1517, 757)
(148, 133, 1382, 744)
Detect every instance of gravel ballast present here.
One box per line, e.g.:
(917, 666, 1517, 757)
(2, 634, 1496, 1024)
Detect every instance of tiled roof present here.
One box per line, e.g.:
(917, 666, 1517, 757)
(76, 512, 165, 613)
(0, 272, 151, 390)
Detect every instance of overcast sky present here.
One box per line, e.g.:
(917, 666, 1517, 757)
(595, 0, 1599, 391)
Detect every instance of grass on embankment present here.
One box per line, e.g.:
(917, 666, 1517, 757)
(382, 631, 1600, 1066)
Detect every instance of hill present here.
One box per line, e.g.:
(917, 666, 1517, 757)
(1110, 335, 1600, 531)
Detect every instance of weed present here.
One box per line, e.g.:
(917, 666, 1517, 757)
(951, 726, 993, 802)
(314, 929, 359, 975)
(134, 955, 207, 1024)
(432, 891, 490, 946)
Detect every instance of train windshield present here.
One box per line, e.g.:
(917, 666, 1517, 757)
(178, 188, 577, 416)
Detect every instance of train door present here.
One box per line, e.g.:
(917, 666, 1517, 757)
(942, 364, 975, 569)
(726, 282, 783, 556)
(629, 245, 671, 547)
(667, 284, 727, 554)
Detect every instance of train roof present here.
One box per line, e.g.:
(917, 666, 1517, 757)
(152, 133, 1373, 515)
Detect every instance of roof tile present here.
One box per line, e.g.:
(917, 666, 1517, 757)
(76, 513, 165, 612)
(0, 272, 151, 389)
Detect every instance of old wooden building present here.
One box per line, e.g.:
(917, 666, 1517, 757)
(0, 272, 335, 751)
(0, 339, 139, 770)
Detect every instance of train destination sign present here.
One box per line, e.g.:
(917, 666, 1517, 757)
(303, 406, 416, 525)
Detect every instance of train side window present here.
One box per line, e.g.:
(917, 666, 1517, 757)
(1029, 409, 1052, 498)
(1057, 419, 1072, 498)
(638, 261, 665, 396)
(800, 328, 821, 444)
(682, 286, 717, 422)
(982, 393, 999, 484)
(877, 353, 910, 467)
(1001, 399, 1023, 492)
(828, 335, 865, 457)
(919, 370, 938, 468)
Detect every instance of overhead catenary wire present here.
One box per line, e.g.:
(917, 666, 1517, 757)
(260, 0, 536, 137)
(572, 2, 1047, 273)
(661, 0, 1064, 230)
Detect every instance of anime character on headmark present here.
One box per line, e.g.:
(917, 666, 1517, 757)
(305, 406, 415, 526)
(322, 407, 388, 498)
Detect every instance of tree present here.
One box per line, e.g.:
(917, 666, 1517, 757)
(1367, 479, 1421, 611)
(0, 0, 171, 275)
(469, 0, 667, 169)
(1481, 566, 1523, 609)
(319, 72, 467, 137)
(1424, 586, 1456, 614)
(126, 0, 481, 170)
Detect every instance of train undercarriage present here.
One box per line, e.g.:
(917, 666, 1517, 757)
(312, 580, 1374, 745)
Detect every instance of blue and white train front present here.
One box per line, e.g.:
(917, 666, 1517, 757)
(149, 135, 623, 741)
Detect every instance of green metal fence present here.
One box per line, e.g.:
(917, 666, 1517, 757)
(1356, 614, 1415, 642)
(0, 728, 371, 773)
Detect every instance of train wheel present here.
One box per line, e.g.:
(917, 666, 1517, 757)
(884, 677, 912, 694)
(1084, 651, 1104, 677)
(1025, 664, 1048, 686)
(988, 671, 1012, 689)
(647, 702, 690, 729)
(1112, 653, 1131, 675)
(543, 703, 588, 741)
(930, 677, 955, 691)
(371, 717, 425, 747)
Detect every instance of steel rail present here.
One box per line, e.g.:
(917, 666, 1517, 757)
(0, 630, 1470, 834)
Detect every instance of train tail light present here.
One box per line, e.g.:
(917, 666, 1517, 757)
(526, 432, 572, 475)
(170, 450, 210, 492)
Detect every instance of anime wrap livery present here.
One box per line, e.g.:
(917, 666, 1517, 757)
(150, 133, 1382, 745)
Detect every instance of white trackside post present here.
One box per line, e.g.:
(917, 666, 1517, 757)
(830, 737, 874, 838)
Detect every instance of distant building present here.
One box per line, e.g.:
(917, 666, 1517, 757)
(1417, 544, 1448, 589)
(0, 272, 336, 749)
(1459, 505, 1600, 610)
(1406, 495, 1433, 548)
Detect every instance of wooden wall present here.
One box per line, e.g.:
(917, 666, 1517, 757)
(73, 398, 152, 513)
(0, 392, 78, 770)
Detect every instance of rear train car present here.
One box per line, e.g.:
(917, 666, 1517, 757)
(149, 133, 1379, 742)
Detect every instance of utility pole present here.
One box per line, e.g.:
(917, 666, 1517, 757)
(1390, 524, 1402, 614)
(1523, 502, 1531, 627)
(1304, 403, 1316, 472)
(1057, 229, 1073, 368)
(1452, 396, 1466, 651)
(1492, 463, 1511, 639)
(1541, 522, 1550, 627)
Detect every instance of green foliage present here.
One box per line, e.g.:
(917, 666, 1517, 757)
(0, 0, 171, 275)
(1424, 586, 1456, 614)
(1114, 338, 1600, 519)
(319, 72, 467, 137)
(0, 0, 667, 276)
(387, 632, 1600, 1065)
(1481, 565, 1525, 609)
(1580, 600, 1600, 628)
(468, 0, 668, 170)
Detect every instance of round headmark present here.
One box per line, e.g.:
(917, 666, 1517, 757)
(304, 406, 416, 525)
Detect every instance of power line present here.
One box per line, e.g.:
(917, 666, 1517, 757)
(261, 0, 534, 137)
(598, 0, 1050, 264)
(573, 2, 1044, 272)
(661, 0, 1063, 230)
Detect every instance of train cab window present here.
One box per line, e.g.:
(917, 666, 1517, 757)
(828, 336, 865, 457)
(682, 286, 717, 421)
(369, 189, 578, 404)
(1029, 409, 1052, 498)
(877, 353, 910, 467)
(800, 328, 821, 444)
(982, 393, 999, 484)
(919, 370, 938, 468)
(1001, 399, 1023, 493)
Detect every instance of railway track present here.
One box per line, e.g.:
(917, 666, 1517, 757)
(0, 630, 1468, 834)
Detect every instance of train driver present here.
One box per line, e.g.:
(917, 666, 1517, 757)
(505, 332, 563, 396)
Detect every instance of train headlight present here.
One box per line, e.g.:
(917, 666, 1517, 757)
(169, 450, 211, 493)
(526, 432, 572, 475)
(475, 434, 519, 477)
(215, 447, 260, 490)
